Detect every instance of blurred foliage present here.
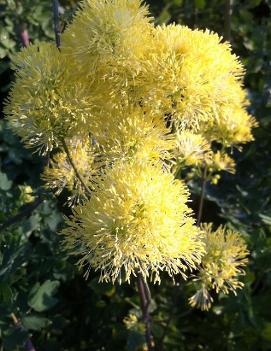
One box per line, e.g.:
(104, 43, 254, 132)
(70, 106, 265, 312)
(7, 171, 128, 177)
(0, 0, 271, 350)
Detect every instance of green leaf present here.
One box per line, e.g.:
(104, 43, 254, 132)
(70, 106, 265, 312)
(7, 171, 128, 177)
(28, 280, 60, 312)
(259, 214, 271, 225)
(0, 282, 13, 303)
(45, 212, 62, 231)
(195, 0, 205, 9)
(0, 171, 12, 190)
(173, 0, 183, 5)
(0, 47, 7, 59)
(22, 315, 50, 331)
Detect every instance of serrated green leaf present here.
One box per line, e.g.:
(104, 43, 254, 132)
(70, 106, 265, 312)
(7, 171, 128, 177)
(28, 280, 60, 312)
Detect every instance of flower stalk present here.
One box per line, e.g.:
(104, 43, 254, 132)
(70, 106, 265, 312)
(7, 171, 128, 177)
(51, 3, 92, 197)
(60, 138, 92, 197)
(137, 274, 155, 351)
(197, 165, 207, 226)
(52, 0, 61, 49)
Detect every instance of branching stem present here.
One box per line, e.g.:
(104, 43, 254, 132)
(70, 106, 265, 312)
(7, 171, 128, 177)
(60, 138, 92, 197)
(197, 165, 207, 226)
(51, 2, 91, 198)
(52, 0, 61, 49)
(224, 0, 232, 42)
(137, 274, 155, 351)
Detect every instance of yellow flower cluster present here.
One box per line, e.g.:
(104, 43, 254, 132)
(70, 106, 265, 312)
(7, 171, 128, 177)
(62, 0, 153, 74)
(136, 25, 246, 129)
(175, 131, 211, 167)
(63, 160, 204, 283)
(189, 224, 248, 311)
(5, 43, 93, 154)
(42, 138, 100, 205)
(5, 0, 252, 287)
(91, 106, 174, 162)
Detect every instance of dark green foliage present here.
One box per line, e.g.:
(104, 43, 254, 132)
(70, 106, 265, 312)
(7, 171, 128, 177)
(0, 1, 271, 350)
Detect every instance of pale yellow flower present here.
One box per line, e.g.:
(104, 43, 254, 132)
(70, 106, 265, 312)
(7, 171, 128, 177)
(124, 24, 255, 147)
(175, 131, 211, 167)
(62, 0, 153, 76)
(42, 138, 101, 205)
(206, 150, 236, 175)
(202, 105, 257, 146)
(5, 43, 93, 154)
(62, 160, 204, 283)
(90, 105, 174, 162)
(189, 224, 248, 311)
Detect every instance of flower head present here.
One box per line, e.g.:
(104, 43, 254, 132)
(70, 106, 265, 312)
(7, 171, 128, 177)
(91, 106, 173, 162)
(62, 0, 153, 75)
(62, 160, 204, 283)
(128, 24, 255, 140)
(5, 43, 93, 154)
(42, 138, 101, 205)
(189, 224, 248, 310)
(201, 105, 257, 147)
(175, 131, 211, 167)
(206, 150, 236, 177)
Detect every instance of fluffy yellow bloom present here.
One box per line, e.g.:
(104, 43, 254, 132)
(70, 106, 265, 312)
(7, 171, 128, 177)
(202, 105, 257, 146)
(62, 0, 153, 76)
(174, 133, 235, 183)
(91, 106, 173, 162)
(5, 43, 93, 154)
(206, 150, 236, 175)
(3, 0, 255, 296)
(42, 138, 100, 205)
(185, 149, 236, 185)
(127, 24, 255, 143)
(175, 131, 211, 167)
(62, 160, 204, 283)
(189, 224, 248, 311)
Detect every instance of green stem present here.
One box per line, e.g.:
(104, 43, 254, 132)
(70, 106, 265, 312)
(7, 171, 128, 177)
(224, 0, 232, 42)
(197, 165, 207, 226)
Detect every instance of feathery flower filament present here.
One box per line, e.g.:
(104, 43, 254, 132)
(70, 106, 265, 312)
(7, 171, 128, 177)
(62, 160, 204, 283)
(189, 224, 248, 310)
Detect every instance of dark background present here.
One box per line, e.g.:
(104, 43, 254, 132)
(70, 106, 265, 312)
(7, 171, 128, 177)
(0, 1, 271, 350)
